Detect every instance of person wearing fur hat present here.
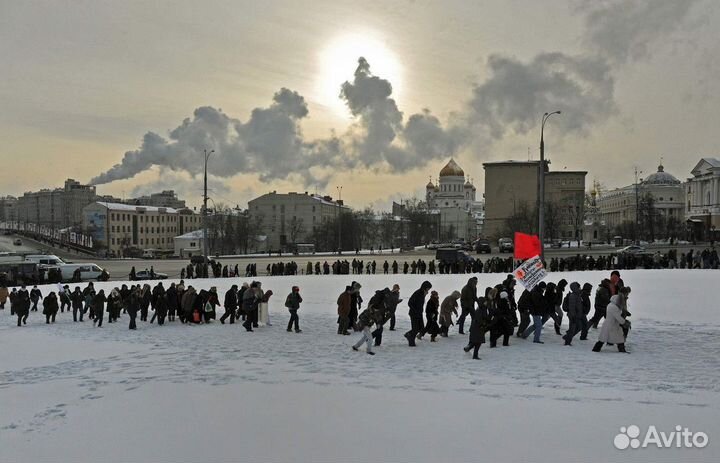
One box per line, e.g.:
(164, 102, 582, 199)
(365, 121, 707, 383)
(439, 291, 460, 337)
(285, 286, 303, 333)
(593, 287, 631, 353)
(404, 281, 432, 346)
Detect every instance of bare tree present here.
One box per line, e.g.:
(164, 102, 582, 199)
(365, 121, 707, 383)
(288, 216, 306, 244)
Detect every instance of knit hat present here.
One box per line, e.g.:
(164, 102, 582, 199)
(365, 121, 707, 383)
(292, 286, 300, 292)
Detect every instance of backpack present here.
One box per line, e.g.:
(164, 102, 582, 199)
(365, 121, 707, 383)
(562, 293, 570, 313)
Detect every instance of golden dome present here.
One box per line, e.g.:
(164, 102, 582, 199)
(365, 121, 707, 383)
(439, 158, 464, 177)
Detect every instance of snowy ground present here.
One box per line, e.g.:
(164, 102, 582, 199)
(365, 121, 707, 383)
(1, 270, 718, 463)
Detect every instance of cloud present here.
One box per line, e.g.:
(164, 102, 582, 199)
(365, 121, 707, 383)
(90, 0, 701, 198)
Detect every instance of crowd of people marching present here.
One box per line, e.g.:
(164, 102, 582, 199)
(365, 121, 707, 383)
(0, 268, 633, 359)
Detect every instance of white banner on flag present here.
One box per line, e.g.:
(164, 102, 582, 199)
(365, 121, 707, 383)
(513, 255, 547, 290)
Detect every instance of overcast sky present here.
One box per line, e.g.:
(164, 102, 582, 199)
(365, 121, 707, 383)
(1, 0, 718, 209)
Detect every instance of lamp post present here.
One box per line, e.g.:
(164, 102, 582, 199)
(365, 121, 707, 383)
(336, 186, 343, 254)
(538, 110, 561, 260)
(202, 149, 214, 261)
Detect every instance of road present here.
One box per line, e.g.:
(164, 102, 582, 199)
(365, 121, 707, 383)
(2, 232, 711, 281)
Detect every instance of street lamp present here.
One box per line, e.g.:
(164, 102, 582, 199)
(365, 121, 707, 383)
(336, 186, 343, 254)
(202, 149, 214, 262)
(538, 110, 561, 260)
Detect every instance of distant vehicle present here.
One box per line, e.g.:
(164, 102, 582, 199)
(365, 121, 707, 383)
(0, 262, 40, 285)
(134, 270, 168, 280)
(426, 241, 440, 250)
(435, 248, 475, 265)
(13, 238, 22, 246)
(618, 245, 649, 256)
(498, 238, 514, 253)
(58, 263, 108, 282)
(24, 254, 65, 266)
(3, 230, 13, 235)
(474, 239, 492, 254)
(142, 249, 158, 259)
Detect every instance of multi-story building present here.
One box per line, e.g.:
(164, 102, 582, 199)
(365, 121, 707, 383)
(483, 160, 587, 240)
(425, 159, 483, 241)
(0, 196, 18, 223)
(597, 164, 684, 230)
(82, 202, 201, 256)
(16, 179, 97, 229)
(129, 190, 186, 209)
(248, 191, 349, 251)
(686, 158, 720, 241)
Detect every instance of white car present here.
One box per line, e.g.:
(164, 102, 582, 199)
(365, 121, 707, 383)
(58, 263, 108, 282)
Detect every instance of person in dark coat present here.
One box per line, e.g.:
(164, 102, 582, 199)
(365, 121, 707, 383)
(30, 285, 42, 311)
(337, 286, 352, 335)
(490, 289, 514, 347)
(166, 283, 179, 322)
(458, 277, 479, 335)
(423, 290, 441, 342)
(374, 285, 401, 344)
(241, 282, 261, 331)
(107, 289, 122, 323)
(464, 292, 490, 359)
(562, 282, 584, 345)
(93, 290, 107, 327)
(553, 279, 568, 335)
(140, 284, 151, 321)
(349, 281, 362, 331)
(589, 279, 611, 329)
(285, 286, 303, 333)
(150, 285, 167, 325)
(516, 288, 533, 336)
(128, 286, 141, 330)
(521, 282, 547, 343)
(387, 284, 402, 331)
(15, 286, 30, 326)
(70, 286, 84, 322)
(58, 285, 71, 313)
(42, 292, 59, 323)
(82, 283, 95, 319)
(579, 282, 593, 340)
(404, 281, 432, 346)
(220, 285, 239, 324)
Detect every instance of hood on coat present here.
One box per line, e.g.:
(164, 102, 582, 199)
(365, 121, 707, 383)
(582, 283, 593, 292)
(451, 290, 461, 299)
(570, 282, 581, 292)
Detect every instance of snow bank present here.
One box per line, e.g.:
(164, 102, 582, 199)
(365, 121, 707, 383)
(1, 269, 718, 462)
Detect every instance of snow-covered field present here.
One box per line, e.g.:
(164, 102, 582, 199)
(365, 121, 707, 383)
(1, 270, 718, 463)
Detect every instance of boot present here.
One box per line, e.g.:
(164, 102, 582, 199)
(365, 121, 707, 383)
(618, 343, 629, 353)
(463, 344, 471, 353)
(554, 324, 561, 335)
(592, 341, 603, 352)
(404, 332, 416, 347)
(472, 354, 480, 360)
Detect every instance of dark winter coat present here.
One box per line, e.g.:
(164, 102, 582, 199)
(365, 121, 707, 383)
(594, 284, 611, 312)
(42, 295, 58, 315)
(529, 286, 546, 316)
(408, 286, 428, 317)
(30, 288, 42, 302)
(564, 282, 583, 319)
(357, 308, 375, 329)
(460, 279, 478, 312)
(92, 292, 107, 313)
(70, 290, 84, 309)
(424, 295, 440, 336)
(224, 288, 238, 311)
(285, 292, 302, 310)
(469, 308, 488, 344)
(337, 292, 351, 317)
(517, 290, 532, 312)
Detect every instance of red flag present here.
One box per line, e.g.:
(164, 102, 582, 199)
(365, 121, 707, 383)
(514, 232, 541, 260)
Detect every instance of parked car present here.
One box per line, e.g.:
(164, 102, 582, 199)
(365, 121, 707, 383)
(474, 239, 492, 254)
(436, 248, 475, 265)
(13, 238, 22, 246)
(134, 270, 168, 280)
(24, 254, 65, 266)
(498, 237, 514, 253)
(58, 263, 109, 282)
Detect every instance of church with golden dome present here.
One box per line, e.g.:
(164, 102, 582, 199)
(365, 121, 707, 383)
(425, 159, 483, 241)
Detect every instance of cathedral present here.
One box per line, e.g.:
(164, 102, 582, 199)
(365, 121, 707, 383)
(425, 159, 483, 241)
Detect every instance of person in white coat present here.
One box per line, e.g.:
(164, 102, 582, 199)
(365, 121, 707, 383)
(592, 287, 631, 353)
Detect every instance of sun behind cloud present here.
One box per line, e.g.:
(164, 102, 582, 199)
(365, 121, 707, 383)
(316, 31, 403, 117)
